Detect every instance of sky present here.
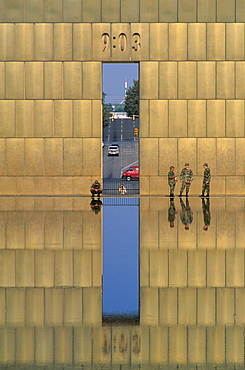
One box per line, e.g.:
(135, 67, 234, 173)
(103, 63, 138, 105)
(102, 200, 139, 317)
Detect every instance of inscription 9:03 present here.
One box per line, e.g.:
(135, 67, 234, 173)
(101, 33, 141, 52)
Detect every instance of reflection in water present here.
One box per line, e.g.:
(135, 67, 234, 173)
(0, 196, 244, 368)
(179, 197, 193, 230)
(102, 198, 139, 323)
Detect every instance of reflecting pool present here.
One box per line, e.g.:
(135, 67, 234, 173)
(0, 196, 244, 368)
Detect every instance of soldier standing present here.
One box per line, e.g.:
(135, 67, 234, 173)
(200, 163, 211, 197)
(179, 163, 193, 197)
(168, 166, 177, 197)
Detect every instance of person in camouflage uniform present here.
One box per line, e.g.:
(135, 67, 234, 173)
(179, 197, 193, 230)
(90, 180, 102, 197)
(179, 163, 193, 197)
(168, 166, 177, 197)
(202, 197, 211, 230)
(168, 197, 177, 228)
(200, 163, 211, 197)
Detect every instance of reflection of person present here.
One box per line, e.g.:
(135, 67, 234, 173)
(179, 163, 193, 197)
(119, 183, 127, 194)
(168, 197, 177, 228)
(200, 163, 211, 198)
(168, 166, 177, 197)
(202, 197, 211, 230)
(90, 198, 102, 214)
(90, 180, 102, 197)
(179, 197, 193, 230)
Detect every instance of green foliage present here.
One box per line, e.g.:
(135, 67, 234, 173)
(102, 92, 111, 127)
(124, 80, 139, 118)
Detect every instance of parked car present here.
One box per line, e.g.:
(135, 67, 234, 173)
(108, 144, 119, 156)
(122, 166, 139, 181)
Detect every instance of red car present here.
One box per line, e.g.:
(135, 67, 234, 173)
(122, 166, 139, 181)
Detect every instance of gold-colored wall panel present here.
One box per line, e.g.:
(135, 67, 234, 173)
(26, 288, 44, 326)
(217, 62, 235, 99)
(140, 62, 158, 99)
(169, 100, 187, 137)
(197, 62, 215, 99)
(0, 24, 13, 60)
(226, 23, 244, 61)
(44, 0, 63, 22)
(73, 100, 91, 137)
(25, 139, 44, 176)
(178, 288, 196, 324)
(178, 0, 196, 22)
(149, 24, 168, 61)
(217, 0, 235, 22)
(6, 62, 24, 99)
(25, 62, 44, 100)
(216, 138, 235, 175)
(0, 101, 15, 137)
(178, 62, 196, 99)
(14, 24, 34, 61)
(44, 139, 63, 176)
(83, 0, 101, 22)
(34, 101, 54, 137)
(237, 0, 245, 21)
(63, 62, 82, 99)
(140, 138, 159, 176)
(159, 0, 177, 22)
(34, 24, 54, 61)
(73, 24, 92, 61)
(64, 138, 83, 176)
(226, 100, 245, 137)
(169, 23, 187, 61)
(140, 0, 158, 22)
(197, 138, 216, 175)
(102, 0, 120, 22)
(6, 139, 25, 176)
(25, 0, 44, 22)
(63, 0, 82, 22)
(44, 62, 62, 100)
(35, 251, 55, 287)
(0, 251, 15, 286)
(197, 0, 216, 22)
(236, 139, 245, 175)
(82, 138, 101, 176)
(236, 62, 245, 98)
(121, 0, 140, 22)
(150, 250, 168, 286)
(54, 24, 73, 61)
(207, 24, 225, 61)
(188, 23, 206, 61)
(149, 100, 168, 137)
(188, 100, 206, 137)
(111, 23, 132, 61)
(131, 23, 150, 61)
(16, 250, 34, 286)
(82, 62, 101, 99)
(54, 101, 73, 137)
(207, 100, 225, 137)
(159, 62, 177, 99)
(4, 0, 24, 22)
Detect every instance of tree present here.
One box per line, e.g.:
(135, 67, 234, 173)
(124, 80, 139, 118)
(102, 92, 111, 127)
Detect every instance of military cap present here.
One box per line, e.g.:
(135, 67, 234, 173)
(184, 162, 189, 166)
(170, 165, 174, 168)
(203, 163, 208, 166)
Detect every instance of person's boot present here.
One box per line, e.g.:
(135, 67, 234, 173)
(179, 192, 182, 197)
(186, 191, 189, 197)
(199, 192, 204, 197)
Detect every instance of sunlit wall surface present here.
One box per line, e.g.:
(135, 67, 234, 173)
(0, 1, 244, 196)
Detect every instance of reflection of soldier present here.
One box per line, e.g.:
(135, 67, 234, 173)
(90, 198, 102, 214)
(168, 166, 178, 197)
(90, 180, 102, 197)
(179, 163, 193, 197)
(202, 197, 211, 230)
(168, 197, 177, 228)
(179, 197, 193, 230)
(200, 163, 211, 197)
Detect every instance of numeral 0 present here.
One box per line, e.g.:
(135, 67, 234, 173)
(101, 32, 140, 52)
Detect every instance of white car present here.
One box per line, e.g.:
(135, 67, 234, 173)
(108, 144, 119, 156)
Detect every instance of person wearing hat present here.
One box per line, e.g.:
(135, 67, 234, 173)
(179, 163, 193, 197)
(200, 163, 211, 197)
(90, 179, 102, 197)
(168, 166, 178, 197)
